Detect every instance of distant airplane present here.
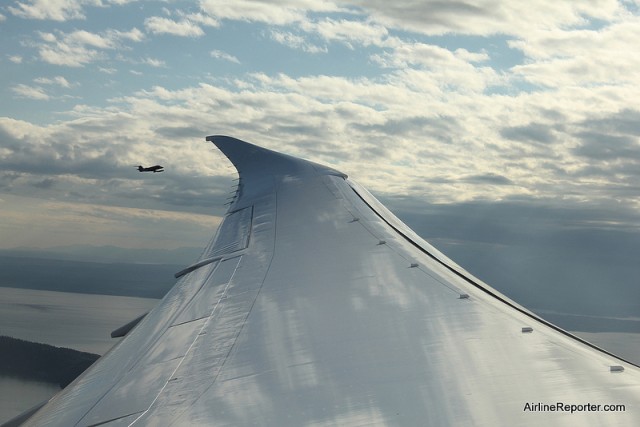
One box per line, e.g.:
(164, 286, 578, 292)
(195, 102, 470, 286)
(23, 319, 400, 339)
(136, 165, 164, 173)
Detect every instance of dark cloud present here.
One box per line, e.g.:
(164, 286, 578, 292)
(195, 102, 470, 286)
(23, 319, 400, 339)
(572, 132, 640, 160)
(353, 0, 492, 32)
(0, 151, 125, 180)
(155, 126, 209, 139)
(571, 109, 640, 164)
(31, 178, 55, 189)
(110, 173, 234, 215)
(0, 125, 234, 216)
(352, 115, 457, 141)
(500, 122, 555, 144)
(379, 196, 640, 320)
(270, 124, 324, 139)
(462, 173, 513, 185)
(582, 108, 640, 136)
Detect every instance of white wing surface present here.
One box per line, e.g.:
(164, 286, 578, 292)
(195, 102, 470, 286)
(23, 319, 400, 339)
(21, 136, 640, 426)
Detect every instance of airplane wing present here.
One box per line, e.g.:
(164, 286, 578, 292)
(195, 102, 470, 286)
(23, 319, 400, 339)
(19, 136, 640, 426)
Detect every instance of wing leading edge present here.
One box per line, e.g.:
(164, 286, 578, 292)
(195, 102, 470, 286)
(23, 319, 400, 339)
(18, 136, 640, 426)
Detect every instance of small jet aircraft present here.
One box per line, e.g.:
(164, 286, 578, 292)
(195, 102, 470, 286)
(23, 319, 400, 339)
(136, 165, 164, 173)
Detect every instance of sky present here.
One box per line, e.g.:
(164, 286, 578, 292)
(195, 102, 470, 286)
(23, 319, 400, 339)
(1, 1, 640, 319)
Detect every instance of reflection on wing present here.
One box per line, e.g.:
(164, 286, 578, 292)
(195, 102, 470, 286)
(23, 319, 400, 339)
(19, 136, 640, 426)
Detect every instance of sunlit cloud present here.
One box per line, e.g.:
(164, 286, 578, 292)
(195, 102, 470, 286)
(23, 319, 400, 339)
(210, 49, 240, 64)
(140, 57, 166, 67)
(144, 16, 205, 37)
(9, 0, 89, 21)
(2, 0, 640, 255)
(269, 30, 327, 53)
(34, 76, 73, 87)
(11, 84, 50, 100)
(33, 27, 144, 66)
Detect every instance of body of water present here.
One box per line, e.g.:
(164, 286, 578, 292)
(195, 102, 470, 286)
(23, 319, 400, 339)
(0, 287, 158, 354)
(0, 287, 158, 423)
(0, 376, 60, 423)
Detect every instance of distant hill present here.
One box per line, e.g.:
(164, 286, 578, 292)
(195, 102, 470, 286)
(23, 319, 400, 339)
(0, 255, 178, 298)
(0, 336, 100, 388)
(1, 245, 202, 265)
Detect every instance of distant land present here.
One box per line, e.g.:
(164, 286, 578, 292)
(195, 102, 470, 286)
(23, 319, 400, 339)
(0, 336, 99, 388)
(0, 252, 181, 299)
(0, 244, 202, 265)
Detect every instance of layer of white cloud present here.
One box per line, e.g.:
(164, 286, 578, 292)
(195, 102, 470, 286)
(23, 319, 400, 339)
(144, 16, 205, 37)
(34, 27, 144, 66)
(210, 49, 240, 64)
(0, 193, 220, 250)
(301, 17, 390, 48)
(198, 0, 333, 25)
(9, 0, 92, 21)
(2, 0, 640, 252)
(8, 0, 137, 21)
(11, 84, 50, 100)
(269, 30, 327, 53)
(510, 17, 640, 87)
(34, 76, 72, 87)
(141, 57, 166, 67)
(347, 0, 624, 36)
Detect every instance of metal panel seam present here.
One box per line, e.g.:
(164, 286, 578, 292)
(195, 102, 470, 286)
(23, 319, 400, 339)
(128, 268, 239, 426)
(165, 196, 278, 426)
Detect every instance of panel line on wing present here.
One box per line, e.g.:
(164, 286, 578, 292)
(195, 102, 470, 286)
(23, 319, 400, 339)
(85, 411, 144, 427)
(126, 277, 235, 426)
(128, 197, 278, 425)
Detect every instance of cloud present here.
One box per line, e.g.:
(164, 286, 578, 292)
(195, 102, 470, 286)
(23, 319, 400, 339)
(269, 30, 327, 53)
(0, 13, 6, 21)
(500, 123, 556, 144)
(34, 76, 73, 87)
(9, 0, 89, 21)
(462, 173, 514, 186)
(3, 1, 640, 228)
(114, 27, 145, 42)
(32, 178, 56, 189)
(368, 41, 500, 94)
(391, 197, 640, 319)
(141, 57, 166, 67)
(8, 0, 137, 21)
(144, 16, 205, 37)
(210, 49, 240, 64)
(11, 84, 50, 100)
(569, 109, 640, 185)
(98, 66, 117, 74)
(347, 0, 623, 36)
(301, 17, 391, 48)
(33, 27, 144, 66)
(198, 0, 315, 25)
(509, 18, 640, 88)
(0, 108, 235, 216)
(0, 193, 222, 250)
(180, 12, 220, 28)
(11, 76, 75, 100)
(8, 55, 23, 64)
